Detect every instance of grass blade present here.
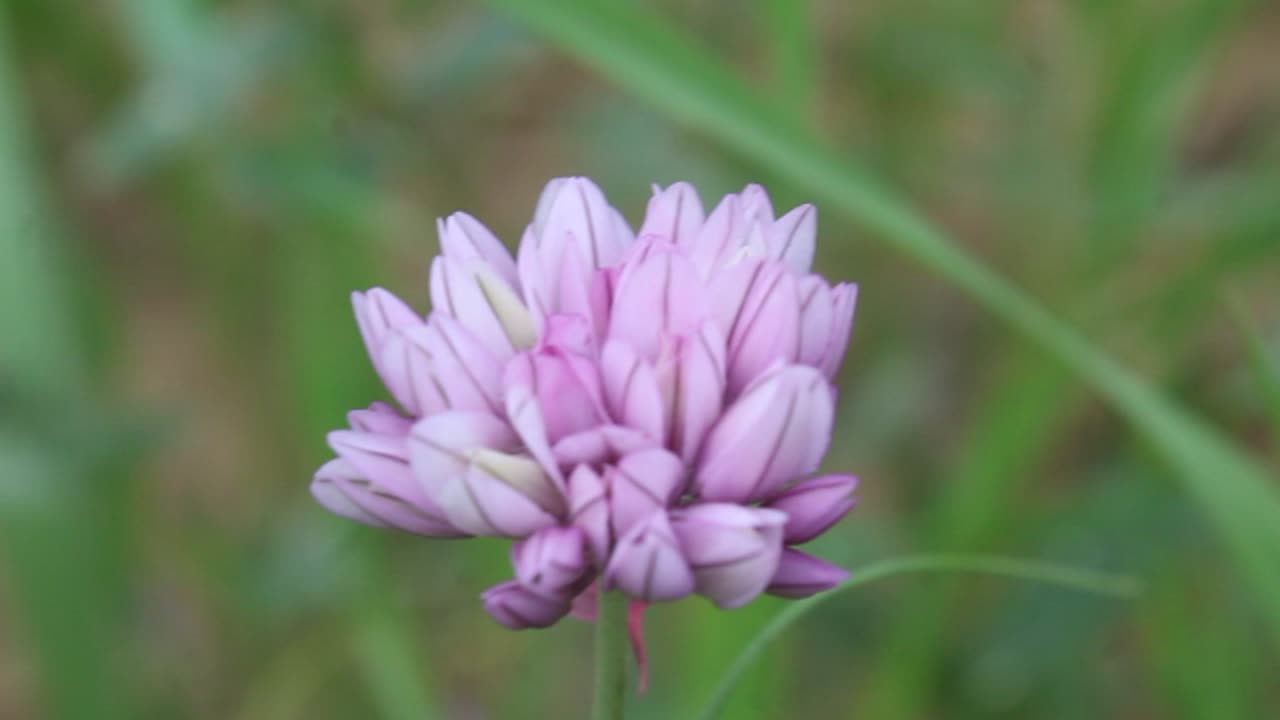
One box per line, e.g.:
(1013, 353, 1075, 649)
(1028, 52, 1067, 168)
(485, 0, 1280, 645)
(694, 554, 1140, 720)
(1228, 297, 1280, 443)
(762, 0, 818, 119)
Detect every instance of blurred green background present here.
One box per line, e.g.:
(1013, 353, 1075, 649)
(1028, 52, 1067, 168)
(2, 0, 1279, 718)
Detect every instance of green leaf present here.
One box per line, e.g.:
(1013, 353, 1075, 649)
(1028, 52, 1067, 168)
(485, 0, 1280, 646)
(761, 0, 818, 119)
(0, 11, 133, 720)
(693, 554, 1141, 720)
(0, 11, 83, 391)
(1228, 297, 1280, 444)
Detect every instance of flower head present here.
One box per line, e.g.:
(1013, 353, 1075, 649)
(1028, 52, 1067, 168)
(312, 178, 858, 628)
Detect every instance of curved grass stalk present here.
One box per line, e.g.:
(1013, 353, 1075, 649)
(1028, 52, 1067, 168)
(695, 554, 1141, 720)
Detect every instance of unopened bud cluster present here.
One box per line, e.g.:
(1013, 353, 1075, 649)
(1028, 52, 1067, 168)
(313, 178, 859, 628)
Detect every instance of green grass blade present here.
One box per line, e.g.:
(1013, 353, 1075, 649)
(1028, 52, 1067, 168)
(693, 554, 1140, 720)
(866, 351, 1078, 718)
(761, 0, 818, 119)
(1085, 0, 1249, 271)
(0, 11, 134, 720)
(485, 0, 1280, 645)
(350, 565, 440, 720)
(0, 10, 83, 391)
(1228, 297, 1280, 443)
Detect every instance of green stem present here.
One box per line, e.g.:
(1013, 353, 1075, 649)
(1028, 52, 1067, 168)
(593, 590, 629, 720)
(695, 554, 1141, 720)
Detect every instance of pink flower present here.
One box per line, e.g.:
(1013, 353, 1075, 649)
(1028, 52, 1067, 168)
(312, 178, 858, 629)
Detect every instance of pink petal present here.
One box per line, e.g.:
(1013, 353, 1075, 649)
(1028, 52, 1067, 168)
(539, 176, 631, 270)
(435, 455, 561, 537)
(512, 525, 590, 599)
(601, 340, 665, 443)
(689, 193, 743, 279)
(504, 348, 608, 444)
(740, 183, 775, 224)
(694, 365, 835, 502)
(407, 411, 518, 492)
(604, 512, 695, 603)
(608, 247, 708, 361)
(640, 182, 705, 248)
(655, 321, 727, 463)
(552, 425, 654, 469)
(606, 448, 684, 540)
(437, 211, 520, 289)
(346, 402, 412, 435)
(766, 548, 849, 598)
(764, 473, 858, 544)
(795, 276, 835, 368)
(429, 256, 534, 358)
(482, 579, 572, 629)
(711, 259, 800, 395)
(818, 283, 858, 378)
(769, 204, 816, 274)
(567, 465, 611, 567)
(669, 503, 786, 609)
(311, 458, 464, 536)
(504, 384, 565, 488)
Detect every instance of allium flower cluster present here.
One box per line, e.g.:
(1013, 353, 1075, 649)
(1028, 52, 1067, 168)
(312, 178, 859, 628)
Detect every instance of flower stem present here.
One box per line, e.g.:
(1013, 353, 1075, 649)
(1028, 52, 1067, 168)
(592, 589, 629, 720)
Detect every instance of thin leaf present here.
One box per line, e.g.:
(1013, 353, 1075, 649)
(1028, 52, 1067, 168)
(0, 11, 132, 720)
(694, 554, 1141, 720)
(485, 0, 1280, 645)
(1227, 296, 1280, 444)
(761, 0, 818, 119)
(0, 10, 83, 391)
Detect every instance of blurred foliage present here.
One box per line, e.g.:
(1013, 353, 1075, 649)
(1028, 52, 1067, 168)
(1, 1, 1278, 719)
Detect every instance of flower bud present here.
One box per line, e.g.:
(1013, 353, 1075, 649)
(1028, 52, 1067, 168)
(653, 321, 727, 463)
(433, 450, 563, 538)
(352, 288, 424, 391)
(322, 421, 464, 537)
(482, 579, 572, 629)
(327, 428, 413, 494)
(378, 314, 503, 417)
(710, 259, 800, 395)
(310, 458, 463, 536)
(505, 346, 608, 444)
(519, 178, 633, 332)
(795, 275, 834, 369)
(766, 548, 848, 598)
(767, 204, 816, 274)
(553, 425, 652, 469)
(512, 525, 590, 599)
(764, 473, 858, 544)
(688, 185, 774, 279)
(608, 246, 708, 361)
(669, 503, 786, 609)
(817, 283, 857, 378)
(567, 464, 610, 566)
(640, 182, 704, 249)
(437, 211, 519, 288)
(430, 256, 536, 357)
(606, 448, 684, 540)
(695, 366, 834, 502)
(408, 411, 518, 483)
(604, 511, 695, 602)
(601, 340, 665, 443)
(531, 176, 632, 271)
(346, 401, 411, 435)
